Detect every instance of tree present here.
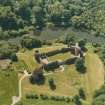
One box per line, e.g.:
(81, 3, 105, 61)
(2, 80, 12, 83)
(64, 34, 76, 44)
(71, 16, 82, 28)
(48, 78, 56, 90)
(30, 67, 45, 85)
(10, 53, 18, 61)
(48, 1, 63, 26)
(79, 88, 86, 100)
(32, 6, 44, 30)
(16, 1, 31, 23)
(75, 58, 86, 73)
(0, 42, 19, 60)
(73, 95, 82, 105)
(21, 36, 42, 49)
(79, 39, 87, 51)
(0, 6, 18, 30)
(92, 85, 105, 105)
(0, 0, 15, 6)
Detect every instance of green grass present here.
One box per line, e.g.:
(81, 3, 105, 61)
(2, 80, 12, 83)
(0, 70, 18, 105)
(84, 53, 104, 100)
(21, 65, 79, 97)
(16, 44, 104, 105)
(19, 98, 75, 105)
(13, 60, 28, 72)
(21, 52, 104, 99)
(20, 45, 80, 97)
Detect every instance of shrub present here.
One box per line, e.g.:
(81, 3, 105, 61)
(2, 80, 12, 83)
(40, 94, 49, 100)
(59, 96, 65, 101)
(65, 97, 71, 102)
(26, 94, 31, 99)
(94, 48, 100, 53)
(50, 96, 56, 100)
(26, 94, 39, 99)
(33, 94, 39, 99)
(42, 40, 52, 45)
(92, 43, 100, 48)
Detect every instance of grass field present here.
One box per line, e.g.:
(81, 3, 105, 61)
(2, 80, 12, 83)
(21, 65, 79, 96)
(0, 70, 18, 105)
(21, 53, 104, 97)
(16, 44, 104, 105)
(19, 98, 75, 105)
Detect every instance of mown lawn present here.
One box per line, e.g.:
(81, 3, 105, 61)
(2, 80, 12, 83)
(0, 70, 18, 105)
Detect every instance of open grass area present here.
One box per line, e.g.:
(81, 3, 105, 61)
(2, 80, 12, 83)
(0, 70, 18, 105)
(16, 44, 104, 105)
(19, 46, 78, 96)
(84, 53, 104, 100)
(21, 52, 104, 99)
(21, 65, 79, 97)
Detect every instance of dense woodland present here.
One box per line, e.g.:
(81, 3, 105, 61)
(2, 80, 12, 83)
(0, 0, 105, 59)
(0, 0, 105, 39)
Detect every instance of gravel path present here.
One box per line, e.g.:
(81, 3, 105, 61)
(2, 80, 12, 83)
(11, 70, 31, 105)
